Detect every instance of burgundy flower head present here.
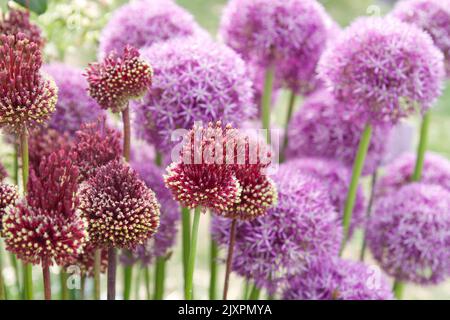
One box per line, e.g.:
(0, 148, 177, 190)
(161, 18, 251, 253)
(70, 245, 108, 277)
(85, 45, 153, 113)
(0, 183, 19, 236)
(0, 34, 57, 132)
(0, 8, 44, 48)
(3, 150, 87, 266)
(164, 121, 242, 212)
(79, 161, 160, 249)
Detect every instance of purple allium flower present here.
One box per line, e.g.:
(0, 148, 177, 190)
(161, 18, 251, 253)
(99, 0, 205, 59)
(133, 37, 256, 152)
(85, 45, 153, 113)
(3, 150, 87, 266)
(0, 34, 58, 133)
(318, 17, 445, 125)
(377, 152, 450, 197)
(220, 0, 335, 94)
(367, 183, 450, 285)
(211, 165, 342, 293)
(287, 158, 365, 235)
(286, 90, 388, 175)
(283, 258, 393, 300)
(79, 160, 160, 249)
(0, 8, 44, 48)
(43, 63, 105, 136)
(164, 122, 242, 212)
(71, 118, 122, 182)
(391, 0, 450, 77)
(0, 183, 19, 236)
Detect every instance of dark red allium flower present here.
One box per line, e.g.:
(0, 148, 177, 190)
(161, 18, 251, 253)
(0, 183, 19, 236)
(85, 45, 153, 112)
(69, 244, 108, 277)
(79, 160, 160, 249)
(0, 8, 44, 48)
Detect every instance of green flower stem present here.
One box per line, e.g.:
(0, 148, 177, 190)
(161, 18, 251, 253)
(248, 284, 260, 300)
(261, 66, 275, 143)
(223, 218, 237, 300)
(60, 269, 68, 300)
(280, 91, 296, 162)
(153, 257, 166, 300)
(9, 253, 20, 297)
(340, 124, 372, 254)
(411, 112, 430, 182)
(80, 276, 85, 300)
(359, 170, 378, 261)
(134, 266, 142, 299)
(393, 280, 405, 300)
(242, 280, 250, 300)
(123, 262, 133, 300)
(107, 247, 117, 300)
(181, 207, 191, 294)
(209, 238, 218, 300)
(93, 249, 101, 300)
(144, 267, 151, 300)
(185, 207, 201, 300)
(20, 126, 33, 300)
(0, 241, 5, 300)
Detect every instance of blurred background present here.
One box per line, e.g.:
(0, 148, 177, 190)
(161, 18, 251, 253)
(0, 0, 449, 300)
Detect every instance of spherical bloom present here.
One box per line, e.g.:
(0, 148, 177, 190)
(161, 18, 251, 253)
(288, 158, 365, 234)
(367, 183, 450, 284)
(43, 63, 105, 136)
(0, 34, 58, 133)
(85, 45, 153, 113)
(212, 165, 342, 293)
(391, 0, 450, 77)
(318, 17, 445, 125)
(283, 258, 393, 300)
(286, 90, 388, 175)
(220, 0, 336, 94)
(377, 152, 450, 197)
(0, 8, 44, 48)
(71, 245, 108, 277)
(71, 118, 122, 182)
(99, 0, 205, 58)
(133, 37, 256, 152)
(3, 150, 87, 266)
(0, 183, 19, 235)
(164, 122, 242, 212)
(79, 161, 160, 249)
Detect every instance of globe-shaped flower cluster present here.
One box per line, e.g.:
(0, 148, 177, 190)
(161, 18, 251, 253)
(0, 8, 44, 48)
(0, 183, 19, 236)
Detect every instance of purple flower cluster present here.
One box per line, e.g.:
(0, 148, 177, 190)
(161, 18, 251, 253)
(283, 258, 393, 300)
(99, 0, 205, 59)
(391, 0, 450, 77)
(133, 38, 256, 152)
(286, 90, 387, 175)
(220, 0, 336, 94)
(287, 158, 365, 235)
(367, 183, 450, 284)
(318, 17, 445, 125)
(212, 164, 342, 293)
(43, 63, 105, 136)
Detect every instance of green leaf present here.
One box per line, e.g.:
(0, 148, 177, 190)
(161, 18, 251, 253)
(13, 0, 48, 15)
(0, 0, 9, 13)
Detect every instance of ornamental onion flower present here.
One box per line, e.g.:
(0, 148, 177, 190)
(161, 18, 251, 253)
(286, 90, 388, 175)
(133, 38, 256, 152)
(391, 0, 450, 77)
(71, 245, 108, 278)
(212, 165, 342, 293)
(366, 183, 450, 285)
(43, 63, 105, 136)
(0, 183, 19, 236)
(99, 0, 205, 58)
(0, 7, 44, 48)
(318, 17, 445, 125)
(283, 258, 393, 300)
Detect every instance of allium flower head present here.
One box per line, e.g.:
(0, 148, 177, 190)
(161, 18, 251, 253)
(286, 90, 387, 175)
(288, 158, 365, 234)
(0, 34, 58, 132)
(3, 150, 87, 266)
(0, 8, 44, 48)
(71, 245, 108, 277)
(0, 183, 19, 236)
(367, 183, 450, 284)
(85, 45, 153, 113)
(318, 17, 445, 125)
(164, 121, 242, 212)
(133, 37, 255, 152)
(283, 258, 393, 300)
(29, 128, 72, 171)
(391, 0, 450, 77)
(79, 161, 160, 249)
(99, 0, 205, 58)
(212, 165, 342, 293)
(377, 152, 450, 197)
(44, 63, 105, 136)
(220, 0, 335, 94)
